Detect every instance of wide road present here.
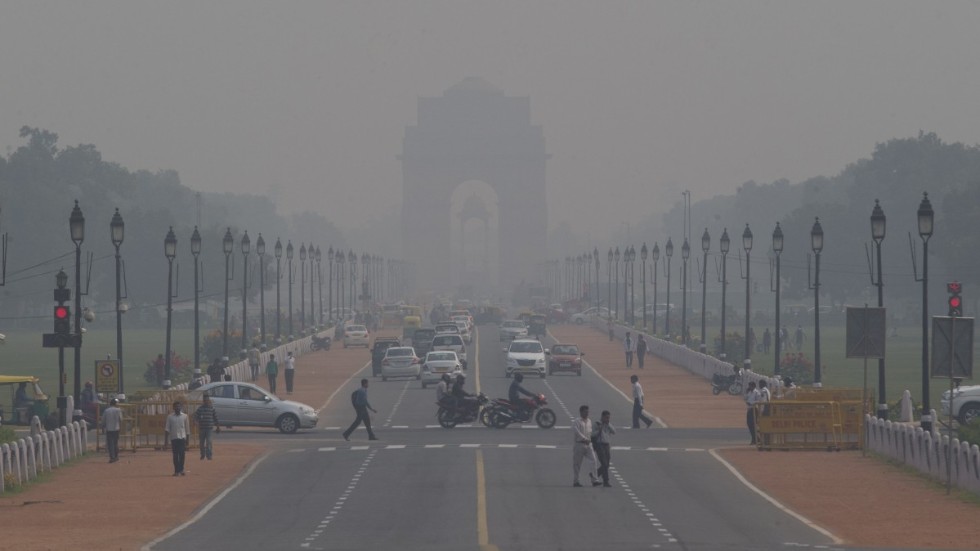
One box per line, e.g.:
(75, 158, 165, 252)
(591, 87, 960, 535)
(152, 324, 843, 551)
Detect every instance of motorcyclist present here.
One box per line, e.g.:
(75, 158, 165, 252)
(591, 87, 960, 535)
(508, 373, 537, 420)
(451, 373, 475, 411)
(435, 373, 452, 406)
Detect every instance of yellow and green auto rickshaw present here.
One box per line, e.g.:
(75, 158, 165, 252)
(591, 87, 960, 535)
(0, 375, 50, 425)
(528, 314, 547, 339)
(402, 315, 422, 340)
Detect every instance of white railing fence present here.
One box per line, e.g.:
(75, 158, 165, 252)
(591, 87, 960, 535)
(1, 419, 89, 493)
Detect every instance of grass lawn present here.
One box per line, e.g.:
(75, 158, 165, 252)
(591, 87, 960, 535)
(0, 328, 195, 400)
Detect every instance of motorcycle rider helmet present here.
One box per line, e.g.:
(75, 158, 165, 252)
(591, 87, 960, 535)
(513, 372, 524, 382)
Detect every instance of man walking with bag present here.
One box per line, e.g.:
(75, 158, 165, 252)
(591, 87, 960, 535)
(592, 410, 615, 487)
(343, 378, 378, 441)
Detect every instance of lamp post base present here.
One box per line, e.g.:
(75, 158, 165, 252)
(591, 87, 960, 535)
(162, 379, 171, 390)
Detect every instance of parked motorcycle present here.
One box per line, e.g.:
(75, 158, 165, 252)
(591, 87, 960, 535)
(711, 369, 742, 395)
(436, 392, 489, 428)
(488, 394, 557, 429)
(311, 335, 332, 351)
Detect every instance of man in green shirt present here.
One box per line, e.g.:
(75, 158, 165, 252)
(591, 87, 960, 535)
(265, 354, 279, 394)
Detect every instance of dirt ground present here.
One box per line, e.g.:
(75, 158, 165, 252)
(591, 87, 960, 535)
(2, 325, 978, 550)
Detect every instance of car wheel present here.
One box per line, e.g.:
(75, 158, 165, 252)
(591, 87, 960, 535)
(540, 373, 546, 379)
(382, 376, 388, 382)
(959, 402, 980, 425)
(421, 382, 427, 389)
(575, 318, 584, 325)
(276, 414, 300, 434)
(577, 370, 582, 376)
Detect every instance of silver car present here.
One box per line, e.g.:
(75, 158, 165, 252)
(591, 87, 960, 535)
(420, 350, 463, 388)
(499, 320, 528, 341)
(381, 346, 421, 381)
(188, 382, 318, 434)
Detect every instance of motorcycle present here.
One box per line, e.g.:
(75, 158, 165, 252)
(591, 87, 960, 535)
(711, 369, 742, 395)
(488, 393, 557, 429)
(311, 335, 332, 351)
(436, 392, 489, 428)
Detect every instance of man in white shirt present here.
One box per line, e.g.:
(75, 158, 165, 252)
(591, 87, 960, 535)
(745, 381, 761, 445)
(285, 351, 296, 394)
(623, 331, 635, 368)
(631, 375, 653, 428)
(164, 401, 191, 476)
(571, 405, 600, 487)
(101, 398, 123, 463)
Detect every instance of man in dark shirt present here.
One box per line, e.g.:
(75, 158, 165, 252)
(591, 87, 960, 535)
(508, 373, 537, 420)
(343, 379, 378, 441)
(194, 393, 220, 460)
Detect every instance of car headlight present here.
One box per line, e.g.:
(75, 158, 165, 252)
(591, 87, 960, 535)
(507, 357, 517, 367)
(300, 407, 315, 415)
(536, 357, 545, 365)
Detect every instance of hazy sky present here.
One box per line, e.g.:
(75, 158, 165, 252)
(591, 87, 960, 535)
(3, 1, 980, 242)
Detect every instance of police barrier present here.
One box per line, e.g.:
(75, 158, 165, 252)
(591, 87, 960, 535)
(755, 392, 871, 451)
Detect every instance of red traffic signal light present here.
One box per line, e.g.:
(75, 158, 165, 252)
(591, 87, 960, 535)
(53, 305, 71, 336)
(947, 281, 963, 317)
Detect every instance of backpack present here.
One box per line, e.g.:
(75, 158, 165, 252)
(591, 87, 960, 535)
(351, 389, 359, 408)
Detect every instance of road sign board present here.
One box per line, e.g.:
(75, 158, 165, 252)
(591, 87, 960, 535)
(845, 306, 886, 359)
(931, 316, 974, 379)
(95, 359, 120, 393)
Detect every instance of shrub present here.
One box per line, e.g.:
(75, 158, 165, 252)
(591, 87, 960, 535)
(779, 352, 814, 385)
(0, 425, 16, 445)
(958, 419, 980, 445)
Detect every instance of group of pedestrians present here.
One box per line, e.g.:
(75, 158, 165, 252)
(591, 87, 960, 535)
(572, 404, 616, 488)
(264, 351, 296, 395)
(621, 331, 647, 369)
(761, 325, 806, 354)
(743, 379, 771, 445)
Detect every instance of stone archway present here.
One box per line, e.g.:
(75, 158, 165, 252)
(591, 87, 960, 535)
(400, 77, 547, 294)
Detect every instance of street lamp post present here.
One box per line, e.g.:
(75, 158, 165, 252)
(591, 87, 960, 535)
(348, 250, 356, 318)
(629, 246, 636, 326)
(700, 229, 710, 353)
(361, 253, 369, 316)
(256, 234, 266, 345)
(328, 247, 334, 323)
(274, 239, 282, 343)
(191, 227, 202, 378)
(665, 238, 673, 337)
(641, 243, 648, 331)
(316, 247, 323, 326)
(337, 251, 345, 322)
(69, 201, 85, 407)
(871, 200, 887, 419)
(222, 228, 233, 357)
(742, 225, 753, 372)
(772, 223, 783, 374)
(593, 247, 600, 313)
(916, 193, 934, 431)
(652, 243, 660, 335)
(719, 229, 730, 360)
(614, 248, 621, 321)
(286, 241, 294, 338)
(810, 218, 824, 386)
(163, 227, 177, 388)
(110, 208, 125, 392)
(682, 239, 690, 346)
(622, 248, 629, 325)
(310, 246, 316, 329)
(607, 248, 613, 319)
(299, 244, 307, 333)
(240, 231, 251, 351)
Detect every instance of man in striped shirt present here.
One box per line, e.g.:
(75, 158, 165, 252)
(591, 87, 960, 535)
(194, 394, 220, 460)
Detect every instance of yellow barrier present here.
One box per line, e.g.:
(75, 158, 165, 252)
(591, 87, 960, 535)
(95, 398, 202, 452)
(755, 391, 872, 451)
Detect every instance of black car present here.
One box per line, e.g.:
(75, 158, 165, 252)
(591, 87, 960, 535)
(371, 337, 401, 376)
(412, 328, 437, 358)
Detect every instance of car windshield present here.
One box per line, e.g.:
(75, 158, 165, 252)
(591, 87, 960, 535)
(427, 352, 455, 361)
(387, 348, 414, 357)
(552, 345, 579, 355)
(502, 321, 524, 328)
(433, 336, 461, 346)
(511, 342, 543, 353)
(347, 325, 367, 332)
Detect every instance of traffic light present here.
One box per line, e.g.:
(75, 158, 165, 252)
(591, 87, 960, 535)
(54, 305, 71, 337)
(947, 281, 963, 317)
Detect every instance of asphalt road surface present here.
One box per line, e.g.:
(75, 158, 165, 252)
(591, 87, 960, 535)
(151, 325, 899, 551)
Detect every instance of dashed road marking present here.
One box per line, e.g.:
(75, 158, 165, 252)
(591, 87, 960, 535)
(300, 447, 378, 548)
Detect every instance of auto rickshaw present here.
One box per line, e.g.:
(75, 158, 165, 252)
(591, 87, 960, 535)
(0, 375, 50, 425)
(402, 315, 422, 340)
(518, 310, 535, 326)
(528, 314, 547, 339)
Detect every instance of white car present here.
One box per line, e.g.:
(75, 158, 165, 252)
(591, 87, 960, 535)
(941, 383, 980, 425)
(454, 320, 472, 343)
(434, 323, 460, 335)
(381, 346, 421, 381)
(343, 324, 370, 348)
(570, 307, 615, 324)
(420, 350, 463, 388)
(499, 320, 528, 341)
(430, 334, 467, 369)
(504, 338, 547, 378)
(188, 382, 318, 434)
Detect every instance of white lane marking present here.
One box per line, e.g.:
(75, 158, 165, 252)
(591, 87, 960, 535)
(708, 448, 843, 544)
(382, 380, 412, 428)
(142, 452, 271, 550)
(611, 446, 631, 451)
(311, 444, 706, 453)
(535, 444, 557, 449)
(316, 360, 371, 414)
(546, 328, 667, 428)
(318, 447, 336, 452)
(460, 444, 480, 448)
(608, 465, 677, 544)
(424, 444, 444, 448)
(498, 444, 518, 448)
(684, 448, 705, 452)
(300, 448, 379, 547)
(542, 378, 575, 421)
(385, 445, 406, 449)
(288, 449, 305, 453)
(351, 446, 369, 450)
(391, 425, 409, 429)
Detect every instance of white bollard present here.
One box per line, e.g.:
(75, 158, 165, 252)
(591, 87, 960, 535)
(900, 390, 913, 423)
